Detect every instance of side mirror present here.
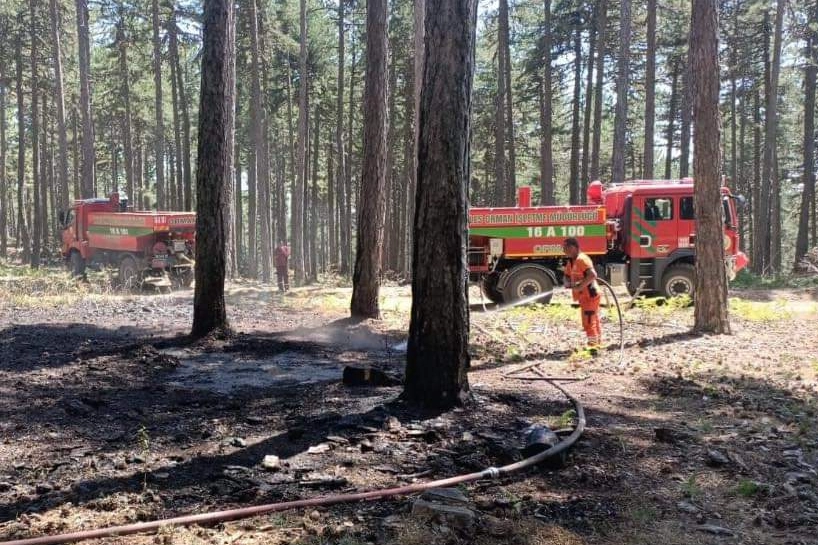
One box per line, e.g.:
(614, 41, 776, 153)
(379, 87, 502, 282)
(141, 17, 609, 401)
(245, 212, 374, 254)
(58, 210, 66, 226)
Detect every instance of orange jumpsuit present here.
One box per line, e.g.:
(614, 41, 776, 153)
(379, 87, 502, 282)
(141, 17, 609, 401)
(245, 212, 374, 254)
(564, 252, 602, 348)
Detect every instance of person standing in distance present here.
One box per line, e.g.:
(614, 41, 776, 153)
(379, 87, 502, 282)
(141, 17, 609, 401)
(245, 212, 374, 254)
(274, 240, 291, 292)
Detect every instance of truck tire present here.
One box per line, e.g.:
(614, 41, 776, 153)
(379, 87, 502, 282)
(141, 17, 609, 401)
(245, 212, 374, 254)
(505, 266, 554, 305)
(661, 263, 695, 298)
(480, 275, 503, 304)
(117, 256, 140, 291)
(69, 251, 86, 278)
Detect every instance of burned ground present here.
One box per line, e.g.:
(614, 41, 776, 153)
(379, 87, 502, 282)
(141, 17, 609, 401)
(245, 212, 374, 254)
(1, 269, 817, 545)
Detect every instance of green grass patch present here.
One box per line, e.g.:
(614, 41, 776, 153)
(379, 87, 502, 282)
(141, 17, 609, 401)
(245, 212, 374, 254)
(733, 479, 763, 498)
(729, 297, 790, 322)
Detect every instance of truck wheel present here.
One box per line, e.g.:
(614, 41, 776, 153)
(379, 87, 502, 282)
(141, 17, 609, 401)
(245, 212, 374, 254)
(505, 267, 554, 305)
(661, 263, 695, 298)
(480, 275, 503, 304)
(117, 256, 140, 291)
(69, 251, 86, 278)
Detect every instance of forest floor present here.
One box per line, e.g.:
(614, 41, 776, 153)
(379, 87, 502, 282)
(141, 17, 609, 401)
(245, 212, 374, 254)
(1, 262, 818, 545)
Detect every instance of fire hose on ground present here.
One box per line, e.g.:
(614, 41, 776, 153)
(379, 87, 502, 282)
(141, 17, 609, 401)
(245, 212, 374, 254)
(0, 379, 586, 545)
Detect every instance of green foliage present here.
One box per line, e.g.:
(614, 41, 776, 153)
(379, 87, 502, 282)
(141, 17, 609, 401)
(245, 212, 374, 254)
(728, 298, 790, 322)
(733, 479, 762, 498)
(681, 475, 701, 499)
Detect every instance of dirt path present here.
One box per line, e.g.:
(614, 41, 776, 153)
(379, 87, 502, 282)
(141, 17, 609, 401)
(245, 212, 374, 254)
(1, 276, 817, 545)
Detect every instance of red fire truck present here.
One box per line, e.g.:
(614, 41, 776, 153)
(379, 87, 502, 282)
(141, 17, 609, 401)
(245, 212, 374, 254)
(468, 179, 748, 303)
(60, 193, 196, 288)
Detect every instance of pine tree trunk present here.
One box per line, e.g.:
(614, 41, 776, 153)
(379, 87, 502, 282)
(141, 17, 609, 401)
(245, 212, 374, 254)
(540, 0, 554, 204)
(151, 0, 165, 209)
(500, 0, 516, 199)
(169, 8, 193, 211)
(49, 0, 70, 211)
(406, 0, 424, 273)
(690, 0, 730, 334)
(590, 0, 606, 180)
(580, 5, 596, 194)
(751, 88, 761, 273)
(494, 5, 507, 205)
(16, 27, 30, 262)
(72, 108, 80, 201)
(309, 108, 320, 282)
(680, 51, 692, 178)
(223, 1, 237, 278)
(350, 0, 388, 319)
(760, 0, 784, 273)
(0, 75, 6, 257)
(569, 27, 582, 204)
(247, 148, 257, 277)
(795, 0, 817, 266)
(611, 0, 630, 184)
(76, 0, 95, 198)
(116, 19, 135, 208)
(30, 0, 41, 268)
(192, 0, 233, 338)
(169, 19, 184, 212)
(643, 0, 656, 179)
(728, 0, 739, 186)
(664, 57, 679, 179)
(234, 81, 244, 269)
(404, 0, 476, 408)
(293, 0, 308, 285)
(247, 0, 271, 282)
(335, 1, 347, 274)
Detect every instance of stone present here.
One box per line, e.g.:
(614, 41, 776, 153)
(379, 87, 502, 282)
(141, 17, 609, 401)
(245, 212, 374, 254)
(411, 499, 476, 531)
(230, 437, 246, 448)
(383, 416, 402, 432)
(706, 449, 731, 467)
(359, 440, 374, 453)
(307, 443, 331, 455)
(677, 501, 700, 514)
(420, 487, 470, 505)
(695, 524, 735, 536)
(261, 455, 281, 471)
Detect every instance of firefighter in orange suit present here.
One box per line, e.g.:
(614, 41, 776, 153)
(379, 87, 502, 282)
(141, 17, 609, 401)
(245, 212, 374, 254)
(562, 237, 602, 353)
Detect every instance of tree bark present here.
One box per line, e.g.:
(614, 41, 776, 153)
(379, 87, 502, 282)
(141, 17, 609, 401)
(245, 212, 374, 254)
(168, 8, 193, 211)
(151, 0, 165, 209)
(404, 0, 476, 408)
(494, 4, 507, 205)
(590, 0, 606, 181)
(247, 0, 271, 281)
(30, 0, 42, 268)
(169, 17, 184, 211)
(335, 0, 346, 273)
(76, 0, 95, 198)
(350, 0, 388, 319)
(292, 0, 308, 285)
(116, 18, 136, 208)
(539, 0, 554, 204)
(664, 57, 679, 179)
(643, 0, 656, 179)
(223, 0, 237, 279)
(16, 24, 30, 262)
(49, 0, 70, 211)
(680, 47, 692, 177)
(192, 0, 233, 338)
(406, 0, 425, 272)
(760, 0, 784, 273)
(569, 26, 582, 204)
(0, 74, 6, 257)
(580, 4, 597, 196)
(611, 0, 630, 184)
(795, 0, 818, 266)
(499, 0, 516, 200)
(691, 0, 730, 334)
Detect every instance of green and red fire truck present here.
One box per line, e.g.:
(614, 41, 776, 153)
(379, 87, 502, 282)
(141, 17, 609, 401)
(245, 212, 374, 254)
(468, 179, 749, 303)
(60, 193, 196, 288)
